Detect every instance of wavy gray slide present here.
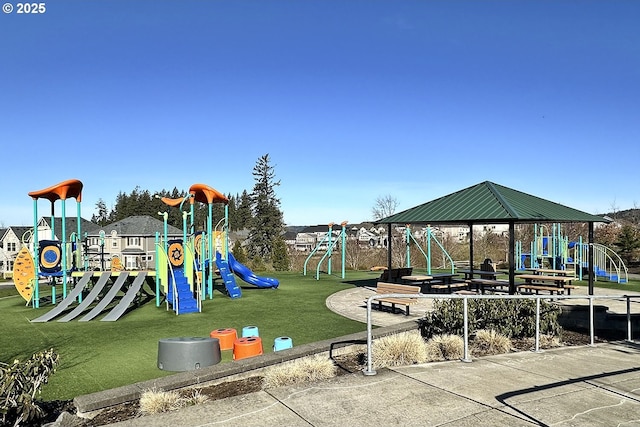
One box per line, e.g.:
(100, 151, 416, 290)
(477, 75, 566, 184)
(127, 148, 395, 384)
(79, 272, 129, 322)
(57, 272, 112, 322)
(31, 272, 94, 323)
(101, 272, 147, 322)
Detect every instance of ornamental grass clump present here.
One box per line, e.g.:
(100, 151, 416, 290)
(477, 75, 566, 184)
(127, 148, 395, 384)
(425, 334, 464, 361)
(372, 331, 429, 369)
(138, 389, 184, 415)
(263, 354, 337, 389)
(471, 329, 512, 356)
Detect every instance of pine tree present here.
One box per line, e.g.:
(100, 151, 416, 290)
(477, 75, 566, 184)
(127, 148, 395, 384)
(236, 190, 252, 230)
(247, 154, 284, 261)
(271, 236, 290, 271)
(92, 199, 110, 226)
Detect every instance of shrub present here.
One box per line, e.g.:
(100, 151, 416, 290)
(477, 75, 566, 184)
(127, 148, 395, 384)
(418, 298, 562, 339)
(425, 334, 464, 361)
(263, 354, 336, 388)
(0, 348, 60, 426)
(372, 331, 429, 368)
(471, 329, 511, 356)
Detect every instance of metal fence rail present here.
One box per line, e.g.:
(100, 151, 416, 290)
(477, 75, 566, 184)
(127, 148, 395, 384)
(364, 293, 640, 376)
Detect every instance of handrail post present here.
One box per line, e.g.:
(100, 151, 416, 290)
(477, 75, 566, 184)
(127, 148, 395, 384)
(589, 296, 595, 346)
(364, 296, 376, 376)
(461, 296, 471, 362)
(534, 297, 541, 352)
(627, 296, 632, 343)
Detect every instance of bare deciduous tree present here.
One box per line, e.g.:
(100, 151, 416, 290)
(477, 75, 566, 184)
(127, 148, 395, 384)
(372, 195, 399, 220)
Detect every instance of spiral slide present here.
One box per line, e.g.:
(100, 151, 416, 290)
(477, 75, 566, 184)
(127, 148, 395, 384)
(226, 252, 279, 289)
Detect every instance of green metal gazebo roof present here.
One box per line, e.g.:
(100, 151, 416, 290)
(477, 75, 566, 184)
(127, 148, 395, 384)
(376, 181, 609, 225)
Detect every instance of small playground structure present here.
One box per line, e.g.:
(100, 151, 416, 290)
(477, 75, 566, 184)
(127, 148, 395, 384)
(302, 223, 455, 279)
(13, 179, 279, 322)
(516, 223, 628, 283)
(303, 222, 348, 280)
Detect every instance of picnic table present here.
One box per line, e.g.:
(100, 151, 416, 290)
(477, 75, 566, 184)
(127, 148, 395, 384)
(516, 273, 576, 295)
(467, 278, 510, 294)
(458, 269, 500, 280)
(527, 268, 575, 277)
(401, 273, 464, 293)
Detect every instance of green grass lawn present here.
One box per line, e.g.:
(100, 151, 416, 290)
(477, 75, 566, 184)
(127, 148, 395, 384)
(0, 271, 379, 401)
(1, 269, 637, 402)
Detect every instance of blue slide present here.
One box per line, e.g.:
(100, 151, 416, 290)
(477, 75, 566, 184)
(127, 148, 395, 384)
(226, 252, 280, 289)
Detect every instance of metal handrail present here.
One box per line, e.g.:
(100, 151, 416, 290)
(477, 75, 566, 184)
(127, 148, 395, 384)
(156, 242, 179, 315)
(183, 242, 202, 313)
(363, 292, 640, 376)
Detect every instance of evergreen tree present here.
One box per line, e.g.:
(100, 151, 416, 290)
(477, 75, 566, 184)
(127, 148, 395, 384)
(231, 239, 247, 264)
(271, 236, 290, 271)
(614, 224, 640, 265)
(92, 199, 110, 226)
(236, 190, 252, 230)
(247, 154, 284, 261)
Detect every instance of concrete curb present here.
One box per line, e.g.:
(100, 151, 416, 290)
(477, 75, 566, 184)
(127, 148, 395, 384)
(74, 320, 419, 414)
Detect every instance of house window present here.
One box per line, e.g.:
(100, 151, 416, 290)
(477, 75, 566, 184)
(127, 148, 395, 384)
(7, 242, 16, 252)
(127, 237, 141, 247)
(111, 239, 118, 249)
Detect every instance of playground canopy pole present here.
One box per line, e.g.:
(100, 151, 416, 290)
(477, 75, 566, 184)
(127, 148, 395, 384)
(32, 198, 39, 307)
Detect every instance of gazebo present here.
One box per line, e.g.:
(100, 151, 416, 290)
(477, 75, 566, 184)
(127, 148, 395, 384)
(375, 181, 610, 295)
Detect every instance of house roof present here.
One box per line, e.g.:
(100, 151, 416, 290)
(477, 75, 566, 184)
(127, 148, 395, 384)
(376, 181, 610, 225)
(96, 215, 182, 236)
(41, 217, 100, 235)
(6, 226, 32, 241)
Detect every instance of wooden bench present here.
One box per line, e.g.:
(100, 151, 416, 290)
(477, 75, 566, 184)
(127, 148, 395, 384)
(379, 267, 413, 283)
(370, 282, 420, 315)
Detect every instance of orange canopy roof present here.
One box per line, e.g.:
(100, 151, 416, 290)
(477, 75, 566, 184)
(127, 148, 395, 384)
(28, 179, 83, 202)
(189, 183, 228, 205)
(159, 197, 185, 208)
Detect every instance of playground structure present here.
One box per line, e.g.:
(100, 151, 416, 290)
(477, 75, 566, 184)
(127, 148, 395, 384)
(302, 223, 454, 279)
(403, 225, 455, 274)
(13, 179, 279, 321)
(303, 222, 348, 280)
(155, 183, 279, 315)
(515, 223, 628, 283)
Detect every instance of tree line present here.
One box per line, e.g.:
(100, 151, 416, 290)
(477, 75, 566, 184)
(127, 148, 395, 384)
(91, 154, 289, 270)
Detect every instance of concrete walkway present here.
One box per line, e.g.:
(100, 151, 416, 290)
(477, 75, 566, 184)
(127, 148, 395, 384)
(90, 284, 640, 427)
(109, 342, 640, 426)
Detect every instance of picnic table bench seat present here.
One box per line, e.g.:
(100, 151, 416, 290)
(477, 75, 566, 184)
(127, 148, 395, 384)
(431, 282, 468, 293)
(370, 282, 421, 315)
(517, 284, 564, 295)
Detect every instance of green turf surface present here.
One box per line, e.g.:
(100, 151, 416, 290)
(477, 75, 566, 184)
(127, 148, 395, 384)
(1, 269, 637, 401)
(0, 271, 378, 401)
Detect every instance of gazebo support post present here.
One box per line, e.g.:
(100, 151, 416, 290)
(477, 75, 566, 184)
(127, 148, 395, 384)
(386, 223, 392, 271)
(468, 222, 474, 277)
(509, 221, 516, 294)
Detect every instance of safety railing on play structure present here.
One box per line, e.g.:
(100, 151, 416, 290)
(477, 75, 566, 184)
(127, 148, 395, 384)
(362, 292, 640, 376)
(571, 242, 628, 283)
(184, 240, 202, 313)
(156, 242, 180, 315)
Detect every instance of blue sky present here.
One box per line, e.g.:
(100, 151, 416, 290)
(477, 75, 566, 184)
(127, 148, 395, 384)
(1, 1, 638, 227)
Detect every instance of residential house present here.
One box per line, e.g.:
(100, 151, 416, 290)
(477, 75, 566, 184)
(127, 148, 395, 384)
(86, 215, 183, 271)
(0, 226, 31, 279)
